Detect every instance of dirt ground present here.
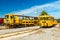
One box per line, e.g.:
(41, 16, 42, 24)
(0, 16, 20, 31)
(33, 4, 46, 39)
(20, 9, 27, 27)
(10, 24, 60, 40)
(0, 24, 60, 40)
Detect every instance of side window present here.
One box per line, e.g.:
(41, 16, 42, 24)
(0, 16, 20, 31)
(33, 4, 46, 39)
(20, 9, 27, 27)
(10, 16, 15, 19)
(30, 17, 34, 20)
(48, 18, 51, 20)
(10, 16, 13, 19)
(5, 15, 9, 19)
(19, 17, 23, 20)
(34, 17, 38, 20)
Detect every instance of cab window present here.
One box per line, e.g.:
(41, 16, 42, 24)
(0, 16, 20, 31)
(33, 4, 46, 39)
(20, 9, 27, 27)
(5, 15, 9, 19)
(10, 16, 15, 19)
(10, 16, 13, 19)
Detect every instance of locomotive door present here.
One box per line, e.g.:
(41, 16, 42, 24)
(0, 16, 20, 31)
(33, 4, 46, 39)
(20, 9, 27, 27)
(10, 16, 15, 24)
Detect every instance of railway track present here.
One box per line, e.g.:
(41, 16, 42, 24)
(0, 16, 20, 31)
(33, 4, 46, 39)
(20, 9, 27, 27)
(0, 28, 40, 39)
(0, 26, 40, 35)
(0, 24, 59, 39)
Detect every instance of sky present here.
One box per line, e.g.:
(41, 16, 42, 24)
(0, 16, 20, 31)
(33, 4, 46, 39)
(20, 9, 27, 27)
(0, 0, 60, 19)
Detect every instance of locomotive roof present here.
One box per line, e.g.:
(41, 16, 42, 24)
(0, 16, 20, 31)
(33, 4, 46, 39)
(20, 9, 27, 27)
(5, 14, 38, 18)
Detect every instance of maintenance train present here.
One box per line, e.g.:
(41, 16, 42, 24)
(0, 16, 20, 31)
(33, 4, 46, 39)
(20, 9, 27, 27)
(3, 14, 57, 28)
(4, 14, 38, 28)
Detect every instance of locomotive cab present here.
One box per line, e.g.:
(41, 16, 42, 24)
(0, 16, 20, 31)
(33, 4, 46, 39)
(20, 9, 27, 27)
(4, 14, 19, 28)
(38, 15, 57, 27)
(4, 14, 19, 24)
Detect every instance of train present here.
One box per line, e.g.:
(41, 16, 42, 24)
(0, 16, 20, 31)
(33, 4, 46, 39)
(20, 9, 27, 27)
(0, 18, 4, 25)
(3, 14, 57, 28)
(38, 15, 57, 27)
(4, 14, 38, 28)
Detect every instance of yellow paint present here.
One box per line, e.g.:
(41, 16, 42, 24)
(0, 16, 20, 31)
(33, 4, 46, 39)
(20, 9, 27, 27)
(4, 14, 38, 28)
(4, 14, 57, 28)
(38, 15, 57, 27)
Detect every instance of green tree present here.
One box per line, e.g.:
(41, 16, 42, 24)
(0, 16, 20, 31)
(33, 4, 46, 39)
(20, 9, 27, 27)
(39, 11, 48, 16)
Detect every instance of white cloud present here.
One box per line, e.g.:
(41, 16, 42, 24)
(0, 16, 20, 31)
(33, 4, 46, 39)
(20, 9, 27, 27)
(11, 1, 60, 18)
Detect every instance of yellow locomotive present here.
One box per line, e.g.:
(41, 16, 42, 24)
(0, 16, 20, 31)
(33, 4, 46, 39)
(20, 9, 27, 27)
(4, 14, 38, 28)
(38, 15, 57, 27)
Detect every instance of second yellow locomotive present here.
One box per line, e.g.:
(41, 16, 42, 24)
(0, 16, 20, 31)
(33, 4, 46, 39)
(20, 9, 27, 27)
(38, 15, 57, 27)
